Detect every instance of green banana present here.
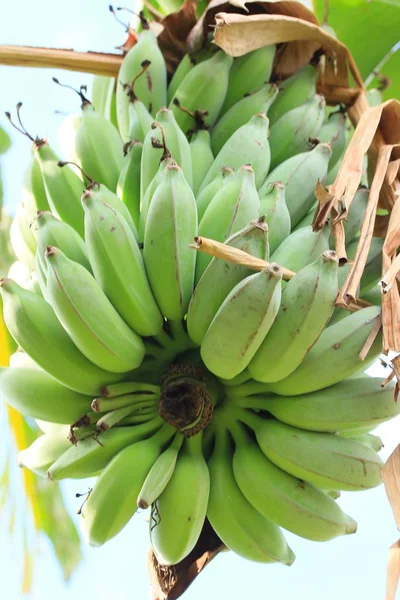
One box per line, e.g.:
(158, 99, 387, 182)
(230, 421, 357, 541)
(116, 140, 142, 230)
(249, 251, 338, 383)
(140, 107, 192, 201)
(343, 187, 369, 244)
(91, 75, 116, 124)
(212, 83, 278, 155)
(259, 182, 291, 253)
(35, 210, 91, 280)
(21, 153, 50, 222)
(9, 203, 36, 269)
(0, 278, 120, 395)
(220, 46, 276, 115)
(256, 305, 382, 396)
(270, 225, 330, 272)
(167, 48, 214, 103)
(190, 130, 214, 196)
(18, 427, 73, 477)
(201, 265, 282, 379)
(48, 417, 163, 481)
(0, 366, 91, 424)
(143, 162, 197, 320)
(318, 110, 347, 171)
(57, 112, 81, 165)
(246, 415, 383, 491)
(350, 433, 383, 453)
(252, 377, 399, 433)
(45, 247, 145, 373)
(196, 166, 234, 221)
(82, 192, 163, 336)
(116, 19, 167, 139)
(267, 65, 318, 125)
(137, 433, 184, 509)
(199, 113, 270, 192)
(81, 183, 138, 239)
(169, 51, 233, 134)
(207, 426, 295, 564)
(34, 142, 85, 236)
(80, 423, 174, 547)
(269, 95, 326, 170)
(139, 156, 172, 242)
(187, 219, 269, 345)
(259, 143, 332, 228)
(73, 95, 125, 192)
(150, 433, 210, 566)
(196, 165, 260, 281)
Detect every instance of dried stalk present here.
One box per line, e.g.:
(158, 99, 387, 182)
(0, 45, 122, 77)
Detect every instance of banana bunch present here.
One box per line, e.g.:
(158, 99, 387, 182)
(1, 18, 393, 574)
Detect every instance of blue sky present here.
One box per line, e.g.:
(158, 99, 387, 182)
(1, 1, 400, 598)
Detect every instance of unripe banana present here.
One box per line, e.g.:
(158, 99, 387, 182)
(80, 423, 174, 547)
(269, 95, 326, 169)
(267, 65, 318, 125)
(169, 51, 233, 134)
(167, 48, 214, 103)
(35, 211, 91, 278)
(231, 421, 357, 541)
(0, 366, 91, 424)
(196, 166, 234, 221)
(116, 22, 167, 139)
(116, 141, 142, 230)
(18, 427, 72, 477)
(137, 433, 184, 509)
(91, 75, 116, 123)
(250, 417, 383, 491)
(82, 184, 138, 240)
(0, 278, 120, 395)
(199, 113, 270, 192)
(201, 265, 282, 379)
(259, 182, 291, 253)
(57, 113, 81, 164)
(140, 108, 192, 201)
(258, 377, 399, 433)
(207, 427, 295, 564)
(196, 165, 260, 281)
(22, 154, 50, 222)
(318, 110, 347, 171)
(264, 306, 382, 396)
(220, 45, 276, 114)
(45, 247, 145, 373)
(212, 83, 278, 155)
(48, 417, 163, 481)
(342, 187, 369, 244)
(270, 225, 330, 272)
(82, 192, 163, 336)
(9, 203, 36, 269)
(143, 162, 197, 320)
(139, 156, 172, 242)
(187, 219, 269, 345)
(190, 130, 214, 196)
(75, 99, 125, 192)
(150, 433, 210, 566)
(127, 97, 154, 143)
(249, 251, 338, 383)
(259, 143, 331, 228)
(350, 433, 383, 453)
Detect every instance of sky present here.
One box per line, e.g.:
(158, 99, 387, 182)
(0, 1, 400, 599)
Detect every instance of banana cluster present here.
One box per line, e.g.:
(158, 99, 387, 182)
(1, 20, 395, 569)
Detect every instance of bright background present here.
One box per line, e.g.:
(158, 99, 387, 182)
(0, 1, 399, 599)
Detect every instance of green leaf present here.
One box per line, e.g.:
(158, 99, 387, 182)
(313, 0, 400, 80)
(368, 49, 400, 100)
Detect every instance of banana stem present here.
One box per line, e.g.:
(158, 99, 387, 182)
(233, 394, 274, 411)
(153, 327, 173, 348)
(92, 392, 159, 412)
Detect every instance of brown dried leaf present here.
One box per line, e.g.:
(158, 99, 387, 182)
(157, 1, 199, 73)
(386, 540, 400, 600)
(212, 10, 362, 95)
(148, 520, 224, 600)
(384, 199, 400, 258)
(382, 254, 400, 293)
(382, 280, 400, 352)
(383, 445, 400, 530)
